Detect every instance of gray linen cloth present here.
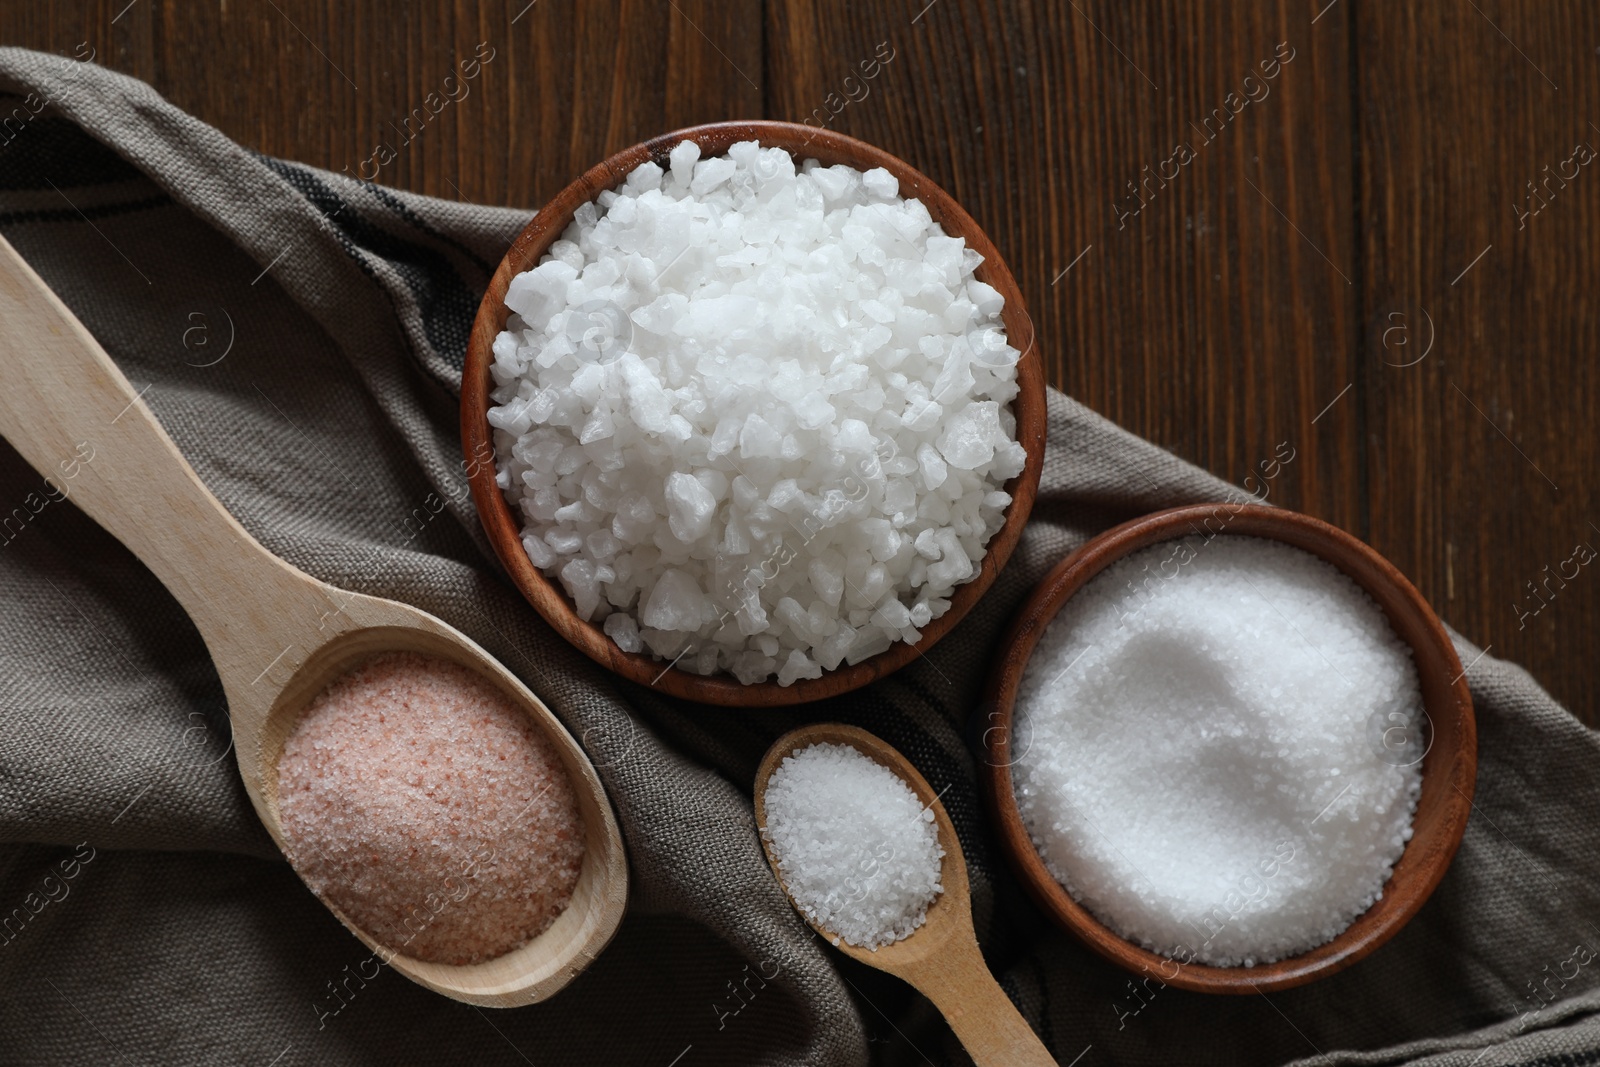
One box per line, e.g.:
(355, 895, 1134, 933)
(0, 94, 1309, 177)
(0, 49, 1597, 1067)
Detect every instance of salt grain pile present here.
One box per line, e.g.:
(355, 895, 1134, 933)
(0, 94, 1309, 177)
(277, 652, 585, 966)
(1012, 536, 1425, 966)
(763, 743, 944, 949)
(488, 140, 1025, 685)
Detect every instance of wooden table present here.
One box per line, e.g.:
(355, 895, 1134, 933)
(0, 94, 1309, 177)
(4, 1, 1594, 722)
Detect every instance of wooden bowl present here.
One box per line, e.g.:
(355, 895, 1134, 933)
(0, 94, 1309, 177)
(463, 121, 1046, 707)
(979, 504, 1477, 993)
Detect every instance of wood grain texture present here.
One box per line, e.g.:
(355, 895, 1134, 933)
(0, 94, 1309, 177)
(0, 233, 628, 1008)
(979, 504, 1476, 993)
(755, 723, 1057, 1066)
(1354, 1, 1600, 721)
(0, 2, 1595, 719)
(767, 1, 1362, 534)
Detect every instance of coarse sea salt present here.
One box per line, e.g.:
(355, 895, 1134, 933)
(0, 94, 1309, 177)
(762, 742, 944, 949)
(1011, 535, 1425, 967)
(488, 140, 1025, 685)
(277, 651, 585, 966)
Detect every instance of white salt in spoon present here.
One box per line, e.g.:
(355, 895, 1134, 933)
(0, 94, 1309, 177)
(0, 234, 627, 1006)
(754, 723, 1058, 1066)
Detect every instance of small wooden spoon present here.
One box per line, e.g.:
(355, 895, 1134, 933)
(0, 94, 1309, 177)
(0, 234, 627, 1006)
(754, 724, 1058, 1066)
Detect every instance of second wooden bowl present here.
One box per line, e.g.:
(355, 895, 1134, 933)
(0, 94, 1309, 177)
(463, 121, 1046, 706)
(980, 504, 1477, 993)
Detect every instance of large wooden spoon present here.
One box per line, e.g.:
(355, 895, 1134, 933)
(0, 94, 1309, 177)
(0, 234, 627, 1006)
(754, 723, 1058, 1066)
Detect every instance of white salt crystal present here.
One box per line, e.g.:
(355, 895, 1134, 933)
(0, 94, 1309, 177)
(668, 140, 700, 186)
(937, 400, 1000, 470)
(917, 442, 948, 490)
(488, 141, 1023, 684)
(739, 413, 784, 459)
(603, 612, 643, 653)
(664, 471, 716, 542)
(1011, 535, 1426, 967)
(504, 260, 576, 328)
(762, 743, 943, 949)
(559, 558, 601, 620)
(521, 534, 555, 569)
(775, 649, 823, 686)
(810, 164, 855, 202)
(640, 568, 712, 632)
(809, 558, 844, 608)
(690, 156, 739, 195)
(861, 167, 899, 200)
(545, 528, 582, 555)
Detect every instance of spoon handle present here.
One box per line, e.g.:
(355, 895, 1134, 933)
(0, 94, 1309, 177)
(0, 235, 336, 718)
(905, 935, 1059, 1067)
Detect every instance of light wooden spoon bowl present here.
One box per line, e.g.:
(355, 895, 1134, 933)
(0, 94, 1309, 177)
(754, 723, 1058, 1067)
(0, 235, 628, 1007)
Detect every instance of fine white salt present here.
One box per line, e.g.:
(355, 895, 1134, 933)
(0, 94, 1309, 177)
(1012, 535, 1425, 967)
(488, 140, 1025, 684)
(762, 742, 944, 949)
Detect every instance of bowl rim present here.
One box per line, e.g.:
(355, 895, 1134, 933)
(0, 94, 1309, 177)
(978, 502, 1478, 993)
(462, 120, 1046, 707)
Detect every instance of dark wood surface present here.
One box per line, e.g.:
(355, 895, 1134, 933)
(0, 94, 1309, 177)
(3, 1, 1595, 723)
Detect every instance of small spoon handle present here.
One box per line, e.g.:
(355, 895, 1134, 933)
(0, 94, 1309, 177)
(903, 935, 1059, 1067)
(0, 236, 337, 734)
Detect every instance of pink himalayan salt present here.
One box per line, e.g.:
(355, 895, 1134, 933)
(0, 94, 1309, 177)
(277, 651, 584, 965)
